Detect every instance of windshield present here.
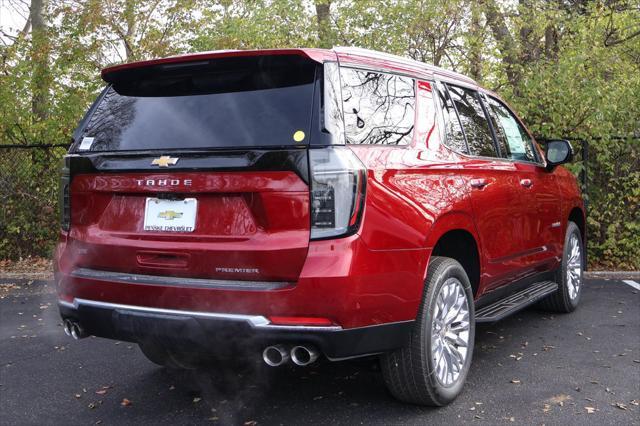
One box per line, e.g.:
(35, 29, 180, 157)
(74, 55, 318, 152)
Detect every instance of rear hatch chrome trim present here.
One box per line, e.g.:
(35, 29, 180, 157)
(71, 268, 291, 291)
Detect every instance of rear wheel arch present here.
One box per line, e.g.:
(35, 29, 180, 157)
(430, 229, 481, 298)
(424, 212, 481, 297)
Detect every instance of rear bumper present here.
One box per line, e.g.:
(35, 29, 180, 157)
(59, 298, 413, 360)
(56, 234, 429, 329)
(55, 233, 429, 359)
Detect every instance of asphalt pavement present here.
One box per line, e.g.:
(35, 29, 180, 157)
(0, 278, 638, 425)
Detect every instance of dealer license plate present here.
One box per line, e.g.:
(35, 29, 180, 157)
(143, 198, 197, 233)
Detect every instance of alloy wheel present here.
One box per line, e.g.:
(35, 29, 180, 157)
(431, 277, 470, 386)
(566, 233, 582, 300)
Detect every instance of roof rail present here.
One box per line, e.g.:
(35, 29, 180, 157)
(333, 46, 422, 66)
(332, 46, 476, 84)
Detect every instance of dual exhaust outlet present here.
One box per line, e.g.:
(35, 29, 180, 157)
(262, 344, 319, 367)
(63, 319, 87, 340)
(63, 318, 318, 366)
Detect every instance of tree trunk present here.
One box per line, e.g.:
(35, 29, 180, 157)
(469, 4, 482, 82)
(29, 0, 49, 122)
(544, 25, 558, 60)
(481, 0, 520, 88)
(124, 0, 137, 60)
(315, 0, 332, 48)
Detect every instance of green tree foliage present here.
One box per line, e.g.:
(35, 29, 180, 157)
(0, 0, 638, 268)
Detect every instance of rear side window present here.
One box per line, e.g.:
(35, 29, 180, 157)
(446, 84, 497, 158)
(485, 96, 538, 162)
(437, 82, 467, 153)
(74, 55, 318, 152)
(340, 68, 415, 145)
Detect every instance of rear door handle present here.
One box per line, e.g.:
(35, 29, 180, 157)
(520, 179, 533, 188)
(470, 178, 488, 189)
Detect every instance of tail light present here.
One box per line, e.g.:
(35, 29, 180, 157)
(59, 159, 71, 231)
(309, 147, 366, 240)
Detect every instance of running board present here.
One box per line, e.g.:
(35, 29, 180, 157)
(475, 281, 558, 323)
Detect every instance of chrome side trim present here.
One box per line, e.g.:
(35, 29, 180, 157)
(59, 298, 343, 331)
(71, 268, 290, 291)
(254, 324, 343, 332)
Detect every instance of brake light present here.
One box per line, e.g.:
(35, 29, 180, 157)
(59, 160, 71, 231)
(309, 147, 366, 240)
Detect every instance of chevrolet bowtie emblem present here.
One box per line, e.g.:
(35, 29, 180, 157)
(151, 156, 179, 167)
(158, 210, 183, 220)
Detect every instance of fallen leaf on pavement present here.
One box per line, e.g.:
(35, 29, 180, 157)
(547, 394, 572, 406)
(121, 398, 132, 406)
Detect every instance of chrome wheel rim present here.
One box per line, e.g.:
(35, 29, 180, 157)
(566, 233, 582, 300)
(431, 278, 470, 386)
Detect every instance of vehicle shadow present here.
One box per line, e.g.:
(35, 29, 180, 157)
(142, 306, 557, 425)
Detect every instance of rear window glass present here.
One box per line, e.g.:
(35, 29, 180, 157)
(74, 55, 318, 152)
(340, 68, 415, 145)
(437, 83, 468, 153)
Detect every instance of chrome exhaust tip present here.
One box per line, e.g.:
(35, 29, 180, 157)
(63, 319, 73, 337)
(64, 320, 87, 340)
(291, 345, 319, 366)
(262, 345, 290, 367)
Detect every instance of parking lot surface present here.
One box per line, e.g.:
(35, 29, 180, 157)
(1, 278, 638, 425)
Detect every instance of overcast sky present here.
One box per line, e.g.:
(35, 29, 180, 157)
(0, 0, 29, 42)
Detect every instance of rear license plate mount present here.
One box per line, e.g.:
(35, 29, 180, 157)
(143, 197, 197, 233)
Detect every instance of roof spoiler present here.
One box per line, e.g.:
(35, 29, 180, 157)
(101, 48, 333, 84)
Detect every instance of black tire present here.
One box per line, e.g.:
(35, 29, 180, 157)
(139, 341, 198, 370)
(381, 256, 475, 406)
(538, 221, 583, 313)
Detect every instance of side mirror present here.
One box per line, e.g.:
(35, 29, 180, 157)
(544, 139, 573, 171)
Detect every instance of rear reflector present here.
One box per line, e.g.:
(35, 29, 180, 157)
(268, 316, 335, 326)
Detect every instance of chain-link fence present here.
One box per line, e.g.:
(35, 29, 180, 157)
(0, 140, 633, 266)
(0, 144, 69, 260)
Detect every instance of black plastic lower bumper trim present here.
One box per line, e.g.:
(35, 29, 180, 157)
(59, 300, 413, 360)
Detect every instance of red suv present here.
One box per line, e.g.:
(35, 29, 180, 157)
(55, 47, 585, 406)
